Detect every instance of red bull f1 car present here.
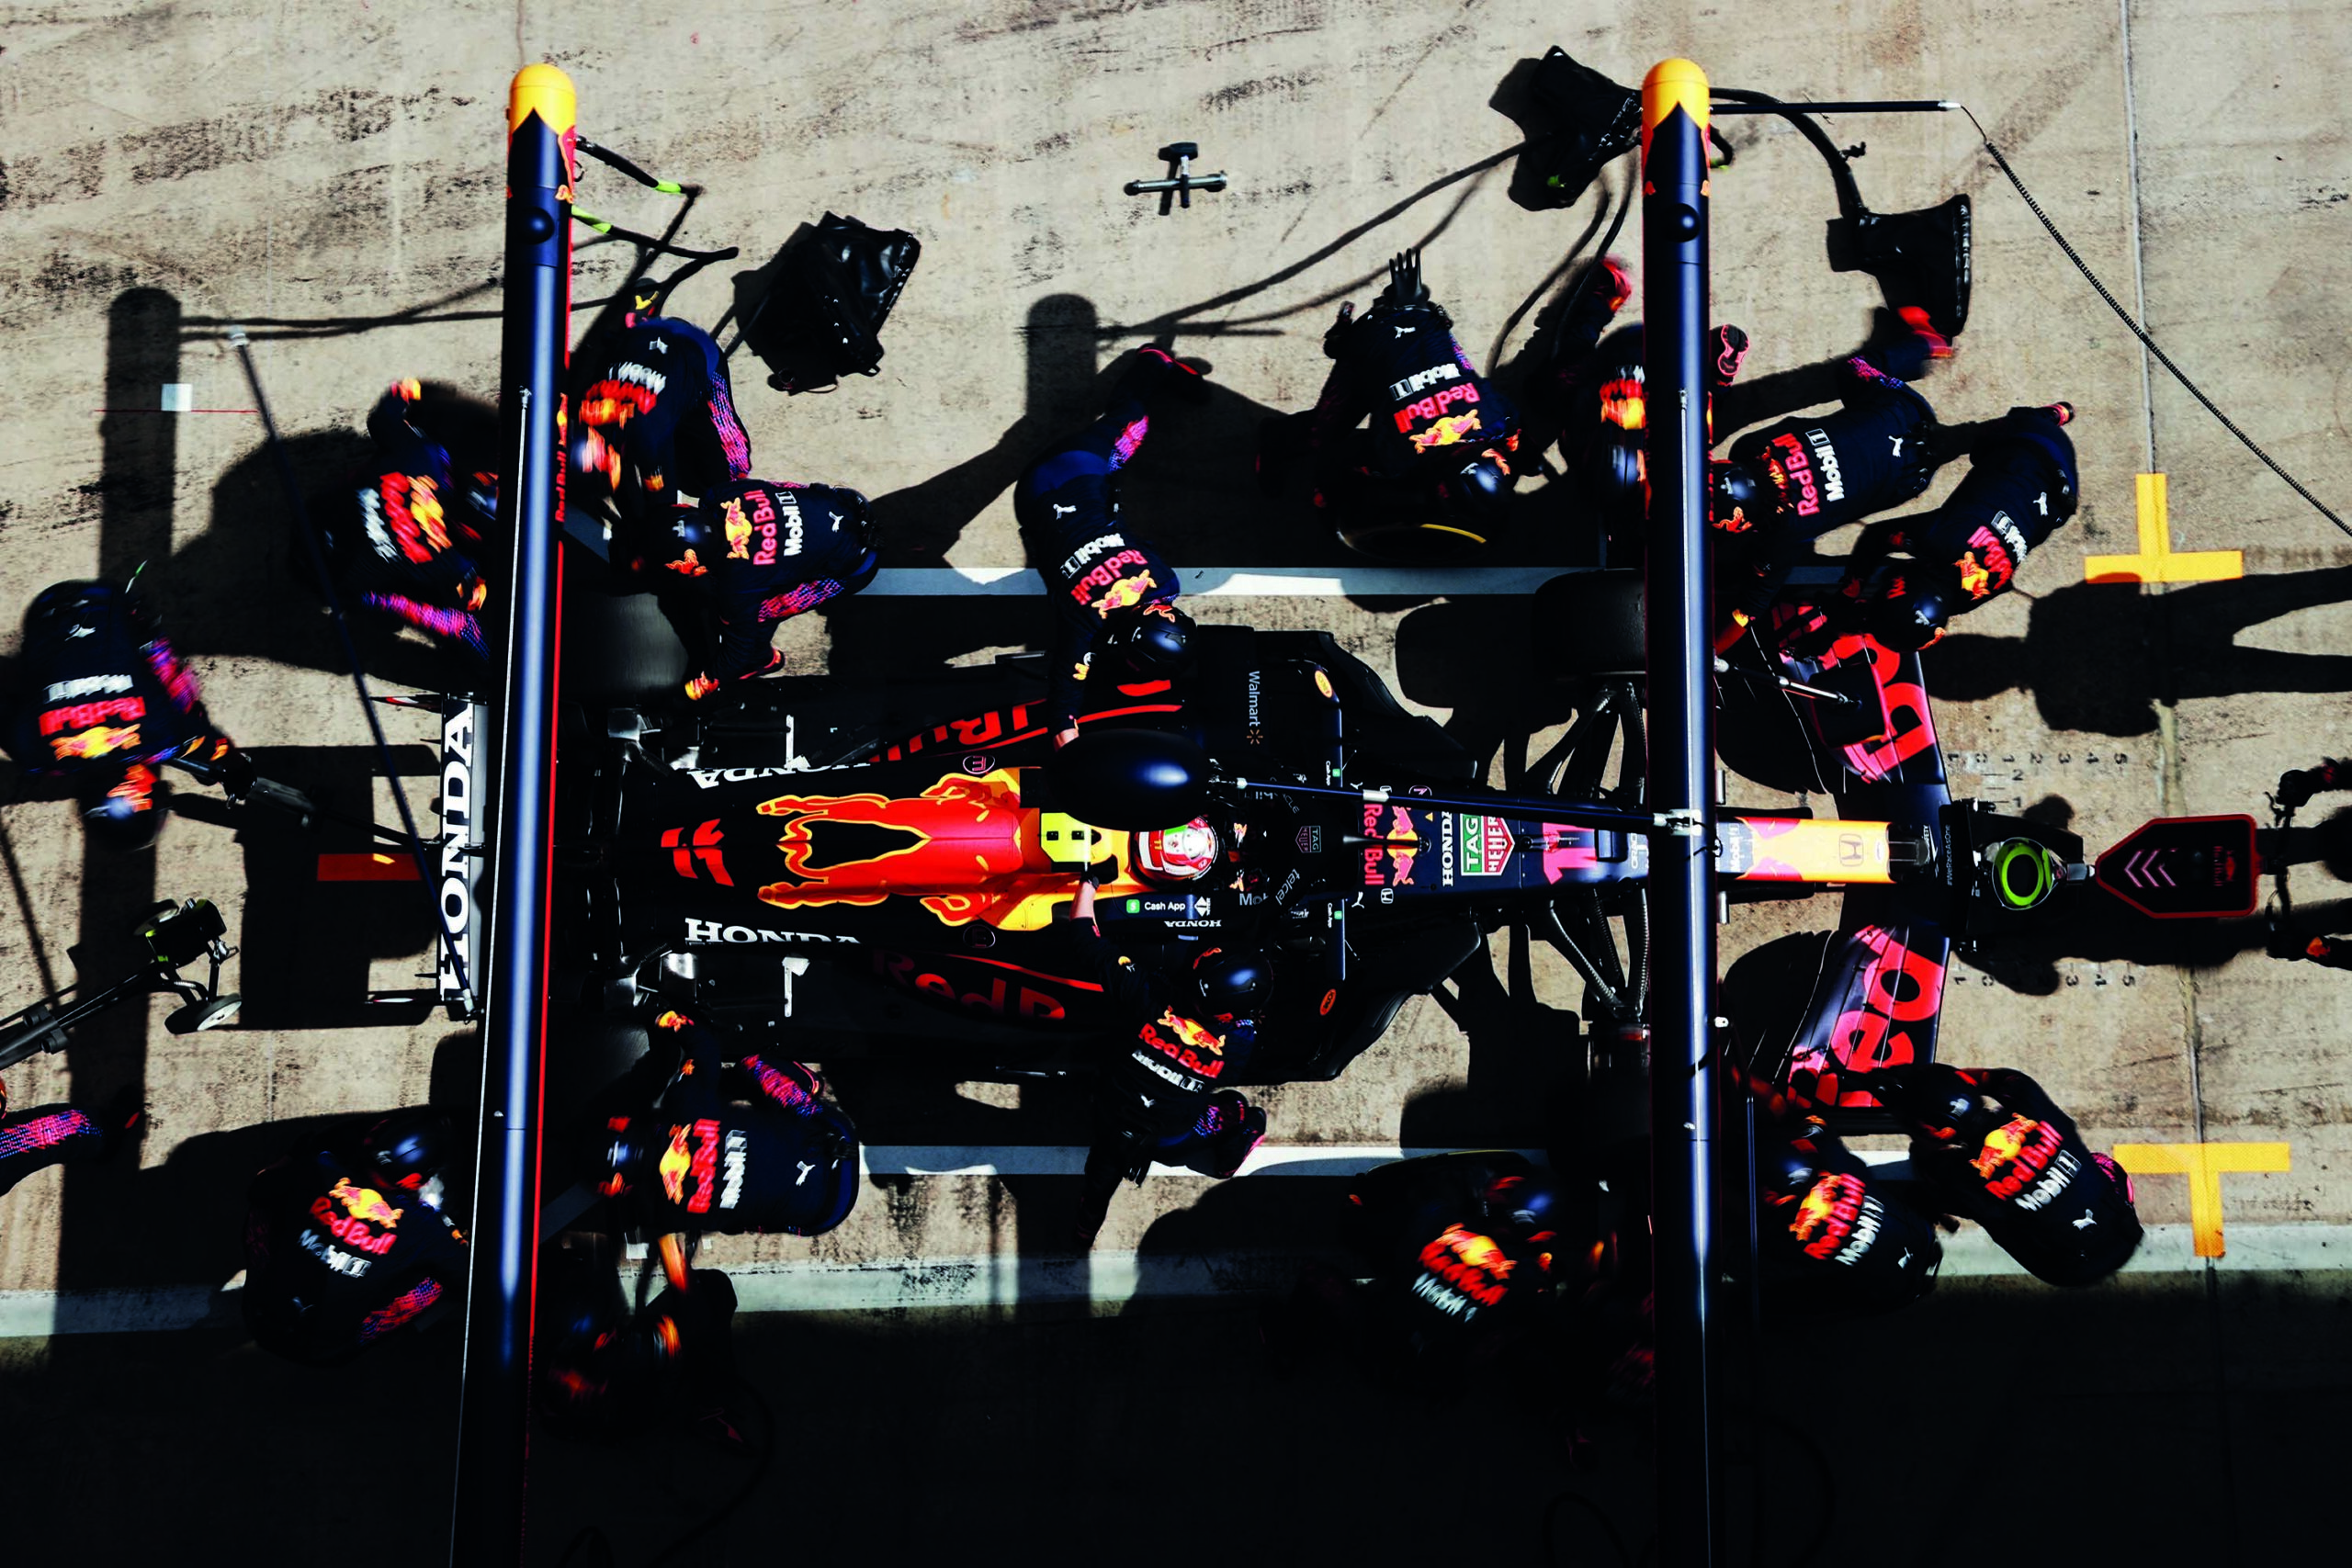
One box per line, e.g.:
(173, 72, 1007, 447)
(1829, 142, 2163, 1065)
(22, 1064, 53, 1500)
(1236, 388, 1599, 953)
(551, 577, 2254, 1105)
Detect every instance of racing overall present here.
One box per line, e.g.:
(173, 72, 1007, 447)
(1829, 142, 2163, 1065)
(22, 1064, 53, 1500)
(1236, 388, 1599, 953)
(0, 1092, 131, 1198)
(242, 1140, 469, 1364)
(1872, 1065, 2143, 1286)
(572, 314, 754, 524)
(1012, 378, 1188, 737)
(605, 1016, 861, 1238)
(1755, 1122, 1942, 1316)
(539, 1258, 740, 1437)
(1272, 1150, 1561, 1385)
(1839, 410, 2078, 628)
(1059, 917, 1266, 1242)
(1555, 320, 1750, 558)
(2, 581, 236, 818)
(1301, 299, 1521, 508)
(678, 479, 879, 700)
(322, 381, 500, 657)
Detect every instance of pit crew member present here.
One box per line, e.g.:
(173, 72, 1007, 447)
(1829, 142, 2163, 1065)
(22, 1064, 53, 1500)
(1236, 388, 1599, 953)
(1063, 864, 1269, 1248)
(1754, 1117, 1942, 1316)
(241, 1108, 469, 1365)
(595, 1012, 861, 1285)
(571, 313, 754, 525)
(1829, 403, 2079, 650)
(1012, 345, 1206, 747)
(2, 579, 251, 844)
(320, 378, 500, 657)
(1263, 1150, 1565, 1388)
(1261, 249, 1523, 547)
(1864, 1063, 2143, 1286)
(627, 479, 879, 702)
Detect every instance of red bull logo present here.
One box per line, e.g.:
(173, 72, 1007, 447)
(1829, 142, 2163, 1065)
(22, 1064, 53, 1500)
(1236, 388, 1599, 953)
(750, 771, 1072, 928)
(1394, 378, 1482, 437)
(722, 495, 753, 559)
(380, 471, 451, 564)
(1362, 803, 1421, 886)
(309, 1179, 401, 1256)
(1791, 1171, 1867, 1261)
(1418, 1223, 1514, 1307)
(1407, 408, 1484, 453)
(50, 723, 143, 761)
(1973, 1114, 2064, 1198)
(659, 1119, 722, 1213)
(1094, 570, 1158, 615)
(1138, 1008, 1227, 1079)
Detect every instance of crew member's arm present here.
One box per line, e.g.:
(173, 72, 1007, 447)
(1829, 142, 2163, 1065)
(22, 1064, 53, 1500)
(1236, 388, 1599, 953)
(1046, 613, 1102, 748)
(738, 1053, 828, 1118)
(1064, 877, 1155, 1015)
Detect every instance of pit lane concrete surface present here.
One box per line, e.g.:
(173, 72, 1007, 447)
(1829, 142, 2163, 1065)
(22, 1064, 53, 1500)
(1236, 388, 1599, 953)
(2, 2, 2349, 1562)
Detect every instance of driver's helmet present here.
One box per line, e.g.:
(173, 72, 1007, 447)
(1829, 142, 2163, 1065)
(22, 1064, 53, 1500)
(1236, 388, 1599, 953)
(1708, 459, 1769, 534)
(1101, 601, 1194, 680)
(1135, 817, 1223, 885)
(1435, 451, 1515, 518)
(1190, 946, 1268, 1022)
(360, 1107, 453, 1193)
(1865, 575, 1951, 652)
(630, 503, 720, 580)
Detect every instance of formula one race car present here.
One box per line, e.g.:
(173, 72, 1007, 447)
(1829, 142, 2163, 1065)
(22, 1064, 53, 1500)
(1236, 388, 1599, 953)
(566, 593, 2165, 1096)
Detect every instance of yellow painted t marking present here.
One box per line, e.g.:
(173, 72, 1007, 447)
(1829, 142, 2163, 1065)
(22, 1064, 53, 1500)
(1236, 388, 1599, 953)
(2110, 1141, 2290, 1257)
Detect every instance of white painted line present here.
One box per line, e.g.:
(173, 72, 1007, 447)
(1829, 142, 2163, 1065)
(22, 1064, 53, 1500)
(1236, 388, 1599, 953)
(159, 382, 192, 413)
(858, 567, 1564, 598)
(2, 1224, 2347, 1336)
(858, 1144, 1548, 1179)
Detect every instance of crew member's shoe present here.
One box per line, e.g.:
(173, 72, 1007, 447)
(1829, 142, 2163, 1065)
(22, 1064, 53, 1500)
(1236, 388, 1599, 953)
(1711, 323, 1751, 385)
(1125, 344, 1211, 403)
(1897, 304, 1954, 360)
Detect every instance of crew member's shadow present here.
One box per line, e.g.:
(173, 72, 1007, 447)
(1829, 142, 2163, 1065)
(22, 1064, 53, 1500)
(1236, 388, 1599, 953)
(1402, 930, 1578, 1153)
(1928, 568, 2352, 737)
(1393, 598, 1581, 772)
(161, 431, 479, 695)
(170, 742, 442, 1031)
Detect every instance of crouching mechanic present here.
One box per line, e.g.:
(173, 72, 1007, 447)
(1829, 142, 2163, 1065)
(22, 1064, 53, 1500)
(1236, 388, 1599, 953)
(1063, 867, 1269, 1248)
(596, 1011, 861, 1288)
(1013, 345, 1205, 747)
(627, 479, 880, 702)
(571, 313, 754, 525)
(1265, 1150, 1564, 1390)
(2269, 759, 2352, 969)
(538, 1240, 743, 1444)
(2, 579, 251, 845)
(1262, 250, 1523, 558)
(1828, 403, 2078, 651)
(320, 378, 500, 657)
(1753, 1116, 1942, 1317)
(1862, 1063, 2142, 1285)
(242, 1108, 469, 1365)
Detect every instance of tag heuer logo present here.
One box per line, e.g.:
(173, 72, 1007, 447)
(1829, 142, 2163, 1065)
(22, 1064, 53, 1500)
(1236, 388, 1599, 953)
(1296, 826, 1322, 853)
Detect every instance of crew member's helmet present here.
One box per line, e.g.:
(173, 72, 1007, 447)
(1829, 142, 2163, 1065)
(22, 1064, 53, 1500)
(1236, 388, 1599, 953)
(1436, 451, 1515, 518)
(1134, 817, 1224, 886)
(630, 503, 719, 580)
(1101, 602, 1194, 680)
(1708, 460, 1769, 533)
(1190, 946, 1268, 1022)
(1865, 577, 1951, 652)
(598, 1118, 652, 1199)
(360, 1107, 454, 1192)
(1485, 1171, 1562, 1241)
